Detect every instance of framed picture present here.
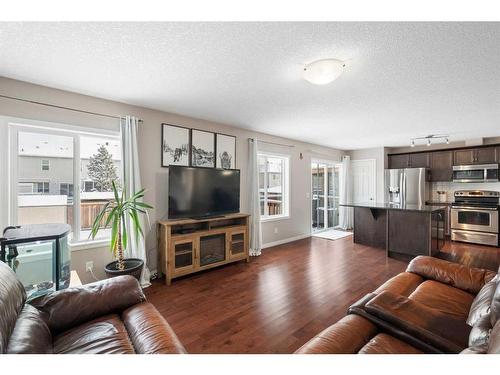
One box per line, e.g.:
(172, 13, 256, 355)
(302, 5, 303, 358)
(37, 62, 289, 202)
(216, 133, 236, 169)
(161, 124, 190, 167)
(191, 129, 215, 168)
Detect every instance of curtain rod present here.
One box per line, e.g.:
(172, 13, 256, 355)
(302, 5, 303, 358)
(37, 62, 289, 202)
(0, 94, 144, 123)
(249, 137, 295, 148)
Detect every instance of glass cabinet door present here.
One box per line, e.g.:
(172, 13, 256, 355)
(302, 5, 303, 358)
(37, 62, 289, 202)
(228, 230, 247, 260)
(172, 238, 196, 272)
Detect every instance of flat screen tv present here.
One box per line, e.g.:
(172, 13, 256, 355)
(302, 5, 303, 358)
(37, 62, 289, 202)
(168, 166, 240, 219)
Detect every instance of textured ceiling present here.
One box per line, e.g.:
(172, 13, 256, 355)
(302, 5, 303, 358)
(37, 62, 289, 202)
(0, 22, 499, 150)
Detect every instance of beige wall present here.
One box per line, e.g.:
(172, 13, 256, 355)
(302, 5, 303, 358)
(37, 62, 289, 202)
(0, 77, 344, 283)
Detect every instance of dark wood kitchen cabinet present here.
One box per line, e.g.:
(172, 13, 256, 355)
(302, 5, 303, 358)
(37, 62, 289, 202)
(453, 146, 497, 165)
(388, 152, 429, 169)
(453, 149, 475, 165)
(430, 150, 453, 181)
(475, 147, 497, 164)
(409, 152, 430, 168)
(388, 154, 409, 169)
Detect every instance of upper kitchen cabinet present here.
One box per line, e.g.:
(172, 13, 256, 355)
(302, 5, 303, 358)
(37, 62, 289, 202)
(388, 153, 429, 169)
(388, 154, 409, 169)
(475, 147, 497, 164)
(409, 152, 430, 168)
(430, 150, 453, 181)
(453, 149, 475, 165)
(453, 147, 498, 165)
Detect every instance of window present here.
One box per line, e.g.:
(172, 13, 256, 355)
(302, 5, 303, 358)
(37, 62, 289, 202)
(59, 183, 74, 198)
(36, 181, 50, 194)
(11, 125, 121, 244)
(41, 159, 50, 171)
(258, 153, 290, 220)
(83, 180, 96, 192)
(18, 181, 49, 195)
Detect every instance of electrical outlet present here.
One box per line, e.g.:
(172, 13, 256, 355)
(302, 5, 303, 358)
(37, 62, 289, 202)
(274, 227, 278, 234)
(86, 261, 94, 273)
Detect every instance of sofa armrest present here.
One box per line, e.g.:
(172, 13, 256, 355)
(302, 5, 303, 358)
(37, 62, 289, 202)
(122, 302, 187, 354)
(406, 256, 496, 294)
(365, 291, 471, 353)
(295, 314, 378, 354)
(30, 275, 145, 333)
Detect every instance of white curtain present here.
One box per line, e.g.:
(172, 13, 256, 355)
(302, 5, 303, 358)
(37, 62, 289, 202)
(339, 155, 354, 230)
(248, 139, 262, 256)
(121, 116, 151, 287)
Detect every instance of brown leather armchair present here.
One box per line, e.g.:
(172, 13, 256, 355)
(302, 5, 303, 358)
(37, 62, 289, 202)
(0, 261, 186, 354)
(296, 256, 500, 354)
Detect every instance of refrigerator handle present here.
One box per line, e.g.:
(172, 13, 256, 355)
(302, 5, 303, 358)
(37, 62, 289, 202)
(401, 171, 406, 205)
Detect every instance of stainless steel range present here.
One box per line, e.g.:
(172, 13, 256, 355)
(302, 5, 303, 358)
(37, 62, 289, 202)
(451, 190, 499, 247)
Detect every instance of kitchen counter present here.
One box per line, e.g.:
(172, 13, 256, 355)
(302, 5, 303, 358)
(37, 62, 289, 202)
(426, 201, 452, 206)
(341, 202, 446, 212)
(341, 202, 446, 259)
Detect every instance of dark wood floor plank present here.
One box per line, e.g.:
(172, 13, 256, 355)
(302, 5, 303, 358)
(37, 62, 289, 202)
(145, 236, 499, 353)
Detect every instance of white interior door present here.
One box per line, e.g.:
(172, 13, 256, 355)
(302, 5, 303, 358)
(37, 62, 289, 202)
(351, 159, 376, 203)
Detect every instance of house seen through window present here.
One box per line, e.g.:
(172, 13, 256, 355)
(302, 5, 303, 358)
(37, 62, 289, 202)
(15, 128, 121, 243)
(258, 153, 290, 220)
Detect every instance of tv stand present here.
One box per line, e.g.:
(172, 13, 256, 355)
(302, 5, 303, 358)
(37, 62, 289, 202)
(189, 215, 225, 220)
(157, 213, 250, 285)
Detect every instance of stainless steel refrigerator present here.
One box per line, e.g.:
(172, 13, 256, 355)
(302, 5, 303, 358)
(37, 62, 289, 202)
(384, 168, 430, 206)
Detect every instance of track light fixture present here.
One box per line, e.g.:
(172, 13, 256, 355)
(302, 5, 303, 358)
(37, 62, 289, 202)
(409, 134, 450, 148)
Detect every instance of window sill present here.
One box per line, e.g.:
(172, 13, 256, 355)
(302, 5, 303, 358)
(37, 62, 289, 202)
(70, 238, 110, 252)
(260, 215, 290, 223)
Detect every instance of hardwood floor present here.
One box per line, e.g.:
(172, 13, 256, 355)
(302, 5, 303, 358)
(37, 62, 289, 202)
(146, 236, 407, 353)
(146, 236, 499, 354)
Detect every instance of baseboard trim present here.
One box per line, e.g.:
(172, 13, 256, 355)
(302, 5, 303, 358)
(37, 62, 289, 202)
(262, 233, 311, 249)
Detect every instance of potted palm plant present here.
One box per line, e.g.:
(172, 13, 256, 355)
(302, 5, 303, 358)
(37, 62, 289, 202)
(90, 181, 153, 280)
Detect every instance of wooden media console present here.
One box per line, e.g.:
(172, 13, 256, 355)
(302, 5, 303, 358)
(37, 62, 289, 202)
(157, 213, 250, 285)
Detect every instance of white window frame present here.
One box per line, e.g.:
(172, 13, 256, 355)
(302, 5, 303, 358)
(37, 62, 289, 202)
(258, 152, 290, 222)
(7, 118, 121, 248)
(41, 159, 50, 171)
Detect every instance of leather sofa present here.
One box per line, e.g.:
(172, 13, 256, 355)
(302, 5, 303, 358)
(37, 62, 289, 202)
(0, 261, 186, 354)
(296, 256, 500, 354)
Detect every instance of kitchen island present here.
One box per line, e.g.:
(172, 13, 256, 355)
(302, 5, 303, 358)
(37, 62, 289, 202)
(341, 202, 446, 259)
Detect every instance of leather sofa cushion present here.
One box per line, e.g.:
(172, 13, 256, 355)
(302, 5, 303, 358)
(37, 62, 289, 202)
(489, 280, 500, 328)
(486, 319, 500, 354)
(358, 333, 423, 354)
(0, 262, 27, 353)
(295, 314, 377, 354)
(461, 344, 488, 354)
(409, 280, 474, 320)
(467, 277, 497, 326)
(407, 256, 496, 295)
(7, 304, 52, 353)
(122, 302, 187, 354)
(365, 291, 471, 353)
(53, 314, 135, 354)
(31, 275, 145, 333)
(469, 314, 492, 347)
(374, 272, 424, 297)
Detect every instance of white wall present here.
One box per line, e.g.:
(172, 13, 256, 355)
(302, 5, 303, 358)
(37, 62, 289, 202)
(347, 147, 387, 203)
(0, 77, 344, 283)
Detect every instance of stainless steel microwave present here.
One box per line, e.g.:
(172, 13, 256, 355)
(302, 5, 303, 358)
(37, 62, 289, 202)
(452, 164, 499, 183)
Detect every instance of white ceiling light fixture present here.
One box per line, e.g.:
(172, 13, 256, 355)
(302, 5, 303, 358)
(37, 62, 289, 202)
(303, 59, 345, 85)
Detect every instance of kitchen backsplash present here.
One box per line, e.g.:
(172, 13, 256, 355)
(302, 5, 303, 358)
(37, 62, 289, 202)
(431, 181, 500, 202)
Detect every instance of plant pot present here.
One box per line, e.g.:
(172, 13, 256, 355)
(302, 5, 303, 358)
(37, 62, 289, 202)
(104, 258, 144, 281)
